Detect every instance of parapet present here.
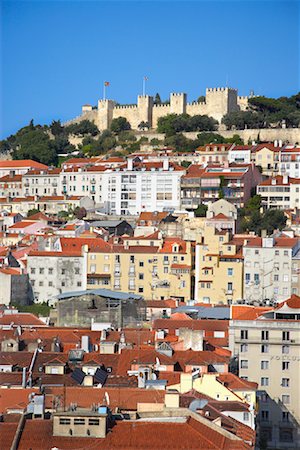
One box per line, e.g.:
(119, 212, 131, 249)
(206, 87, 237, 93)
(170, 92, 186, 97)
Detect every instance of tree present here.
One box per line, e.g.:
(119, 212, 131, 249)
(189, 115, 218, 132)
(74, 207, 87, 219)
(110, 117, 131, 133)
(12, 127, 58, 166)
(197, 95, 206, 103)
(50, 120, 64, 136)
(27, 208, 39, 217)
(154, 93, 162, 105)
(65, 120, 99, 136)
(181, 160, 192, 168)
(138, 121, 150, 130)
(194, 132, 226, 146)
(194, 204, 208, 217)
(222, 111, 266, 130)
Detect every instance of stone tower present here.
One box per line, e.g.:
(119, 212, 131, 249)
(205, 87, 239, 122)
(137, 95, 154, 127)
(170, 93, 187, 115)
(96, 99, 115, 130)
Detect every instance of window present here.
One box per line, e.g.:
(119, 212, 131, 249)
(284, 250, 289, 256)
(48, 281, 53, 287)
(227, 268, 233, 276)
(282, 361, 289, 370)
(48, 268, 53, 275)
(104, 265, 110, 273)
(254, 273, 260, 284)
(283, 274, 289, 282)
(245, 273, 250, 284)
(282, 412, 290, 422)
(138, 287, 144, 293)
(240, 344, 248, 352)
(282, 395, 290, 405)
(39, 281, 43, 286)
(90, 264, 96, 274)
(240, 360, 248, 369)
(139, 261, 144, 267)
(74, 418, 85, 425)
(130, 255, 135, 263)
(283, 331, 290, 341)
(75, 268, 80, 275)
(62, 268, 66, 275)
(275, 250, 279, 256)
(164, 267, 168, 273)
(282, 345, 289, 354)
(77, 281, 82, 287)
(262, 330, 269, 341)
(243, 412, 249, 421)
(30, 268, 35, 274)
(282, 378, 290, 387)
(261, 410, 269, 421)
(139, 273, 144, 280)
(59, 418, 71, 425)
(261, 361, 269, 370)
(241, 330, 248, 340)
(261, 344, 269, 353)
(88, 419, 100, 426)
(39, 268, 44, 274)
(261, 377, 269, 386)
(279, 429, 293, 443)
(274, 274, 279, 281)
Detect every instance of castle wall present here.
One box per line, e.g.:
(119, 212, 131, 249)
(152, 104, 171, 128)
(186, 102, 207, 116)
(205, 87, 238, 122)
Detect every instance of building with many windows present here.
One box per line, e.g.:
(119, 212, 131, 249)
(229, 296, 300, 449)
(257, 175, 300, 211)
(243, 235, 300, 304)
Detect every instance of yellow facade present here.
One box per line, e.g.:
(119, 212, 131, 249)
(255, 147, 279, 176)
(195, 226, 243, 305)
(86, 238, 193, 302)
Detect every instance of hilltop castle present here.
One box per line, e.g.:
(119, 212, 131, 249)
(68, 87, 249, 131)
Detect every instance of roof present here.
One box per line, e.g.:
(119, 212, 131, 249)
(16, 414, 252, 449)
(26, 212, 50, 221)
(0, 174, 22, 182)
(153, 319, 229, 332)
(0, 313, 47, 327)
(57, 288, 142, 301)
(258, 175, 300, 186)
(0, 160, 48, 169)
(244, 236, 298, 248)
(217, 373, 258, 391)
(231, 305, 272, 320)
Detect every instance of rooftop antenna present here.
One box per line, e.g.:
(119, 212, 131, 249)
(225, 74, 229, 87)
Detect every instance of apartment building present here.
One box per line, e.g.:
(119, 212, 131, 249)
(243, 235, 300, 304)
(61, 166, 105, 204)
(228, 146, 253, 164)
(257, 175, 300, 211)
(229, 297, 300, 448)
(279, 147, 300, 178)
(194, 226, 244, 305)
(0, 174, 22, 198)
(27, 247, 88, 304)
(23, 168, 61, 197)
(59, 234, 193, 302)
(254, 143, 281, 176)
(181, 163, 262, 210)
(195, 143, 233, 164)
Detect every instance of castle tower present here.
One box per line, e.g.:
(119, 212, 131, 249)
(205, 87, 238, 122)
(170, 93, 187, 115)
(96, 99, 115, 131)
(137, 95, 153, 127)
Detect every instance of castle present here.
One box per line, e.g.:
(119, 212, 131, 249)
(68, 87, 249, 131)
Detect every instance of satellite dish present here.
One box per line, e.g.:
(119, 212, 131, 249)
(189, 399, 208, 412)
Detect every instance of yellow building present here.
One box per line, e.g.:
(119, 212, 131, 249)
(194, 226, 243, 305)
(254, 144, 280, 176)
(61, 234, 193, 302)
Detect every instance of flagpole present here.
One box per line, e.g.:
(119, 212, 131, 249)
(142, 77, 145, 96)
(103, 83, 106, 101)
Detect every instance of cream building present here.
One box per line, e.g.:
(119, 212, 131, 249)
(229, 296, 300, 448)
(194, 226, 244, 305)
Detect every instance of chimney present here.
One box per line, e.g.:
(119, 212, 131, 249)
(163, 157, 169, 171)
(271, 178, 276, 185)
(127, 158, 133, 171)
(274, 140, 278, 148)
(279, 139, 283, 147)
(283, 175, 288, 184)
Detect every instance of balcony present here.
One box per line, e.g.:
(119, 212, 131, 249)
(91, 179, 96, 184)
(62, 179, 67, 184)
(24, 181, 29, 187)
(52, 181, 58, 187)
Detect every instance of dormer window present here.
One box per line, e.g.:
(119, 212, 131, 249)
(172, 244, 179, 253)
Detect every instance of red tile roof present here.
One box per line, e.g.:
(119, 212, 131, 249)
(0, 313, 47, 327)
(0, 174, 22, 182)
(231, 305, 272, 320)
(259, 175, 300, 186)
(0, 160, 48, 169)
(217, 373, 258, 391)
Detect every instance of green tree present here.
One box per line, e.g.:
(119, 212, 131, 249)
(197, 95, 206, 103)
(110, 117, 131, 133)
(12, 127, 58, 166)
(138, 121, 150, 130)
(65, 120, 99, 136)
(50, 120, 64, 136)
(189, 115, 218, 131)
(194, 204, 208, 217)
(154, 93, 162, 105)
(181, 160, 192, 168)
(73, 207, 87, 219)
(27, 208, 39, 217)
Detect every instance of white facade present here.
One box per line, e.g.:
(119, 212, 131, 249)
(27, 251, 87, 305)
(279, 148, 300, 178)
(243, 237, 300, 303)
(228, 149, 251, 164)
(257, 176, 300, 210)
(23, 170, 61, 197)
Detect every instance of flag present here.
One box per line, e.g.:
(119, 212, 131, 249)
(104, 81, 110, 86)
(143, 76, 148, 81)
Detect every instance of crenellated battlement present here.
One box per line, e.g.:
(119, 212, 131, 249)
(71, 85, 249, 130)
(206, 87, 237, 93)
(114, 104, 138, 110)
(238, 95, 249, 100)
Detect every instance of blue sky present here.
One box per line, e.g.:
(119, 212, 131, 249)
(0, 0, 299, 139)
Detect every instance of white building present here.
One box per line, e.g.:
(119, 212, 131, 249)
(228, 146, 252, 164)
(257, 175, 300, 211)
(279, 148, 300, 178)
(27, 247, 87, 304)
(23, 168, 61, 197)
(243, 235, 300, 304)
(0, 160, 48, 178)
